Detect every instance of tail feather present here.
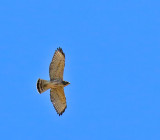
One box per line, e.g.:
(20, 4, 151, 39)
(37, 79, 49, 94)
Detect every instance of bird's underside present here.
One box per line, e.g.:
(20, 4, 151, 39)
(37, 47, 70, 116)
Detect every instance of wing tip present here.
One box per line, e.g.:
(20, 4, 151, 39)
(58, 105, 67, 116)
(57, 47, 65, 58)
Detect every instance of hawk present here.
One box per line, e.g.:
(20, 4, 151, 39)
(37, 47, 70, 116)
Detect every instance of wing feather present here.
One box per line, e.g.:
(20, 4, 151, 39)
(50, 87, 67, 116)
(49, 47, 65, 80)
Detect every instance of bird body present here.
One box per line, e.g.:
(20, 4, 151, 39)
(37, 79, 70, 93)
(37, 47, 70, 116)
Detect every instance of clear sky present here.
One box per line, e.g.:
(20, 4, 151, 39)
(0, 0, 160, 140)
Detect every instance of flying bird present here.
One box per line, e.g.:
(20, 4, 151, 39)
(37, 47, 70, 116)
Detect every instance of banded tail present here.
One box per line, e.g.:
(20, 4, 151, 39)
(37, 79, 50, 94)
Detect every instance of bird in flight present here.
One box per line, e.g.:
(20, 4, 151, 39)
(37, 47, 70, 116)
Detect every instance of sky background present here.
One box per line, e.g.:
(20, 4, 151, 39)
(0, 0, 160, 140)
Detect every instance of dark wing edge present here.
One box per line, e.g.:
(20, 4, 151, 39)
(57, 47, 65, 58)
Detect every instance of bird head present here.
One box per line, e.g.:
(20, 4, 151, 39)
(62, 81, 70, 86)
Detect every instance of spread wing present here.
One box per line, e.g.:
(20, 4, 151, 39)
(50, 87, 67, 116)
(49, 47, 65, 80)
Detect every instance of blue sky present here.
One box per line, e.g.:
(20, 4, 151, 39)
(0, 0, 160, 139)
